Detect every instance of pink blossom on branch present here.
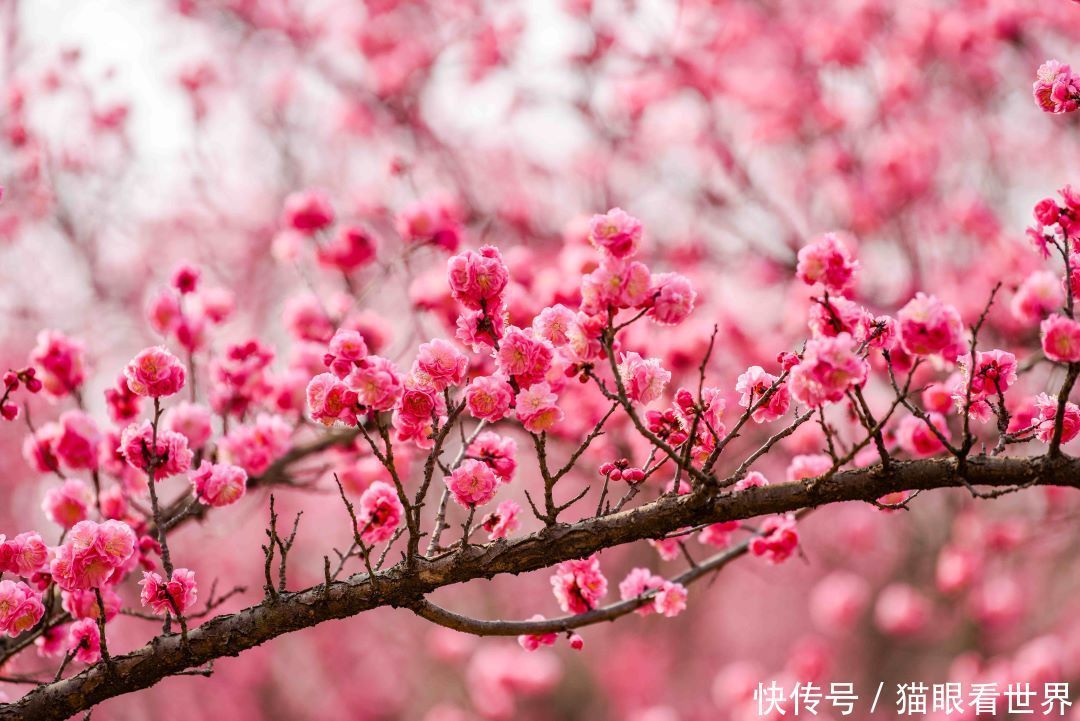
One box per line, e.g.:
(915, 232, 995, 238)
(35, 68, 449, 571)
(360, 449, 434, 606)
(189, 461, 248, 507)
(897, 293, 966, 361)
(119, 421, 194, 477)
(481, 500, 522, 540)
(29, 330, 87, 398)
(447, 459, 498, 508)
(734, 366, 791, 423)
(281, 189, 334, 234)
(467, 431, 517, 483)
(796, 232, 859, 293)
(1040, 314, 1080, 362)
(515, 382, 563, 433)
(346, 356, 404, 411)
(788, 333, 868, 408)
(447, 246, 510, 310)
(42, 480, 94, 529)
(50, 520, 136, 591)
(139, 569, 198, 616)
(0, 532, 48, 577)
(588, 207, 643, 260)
(748, 514, 800, 564)
(464, 375, 514, 423)
(67, 618, 101, 664)
(550, 556, 607, 615)
(357, 481, 404, 545)
(0, 580, 45, 637)
(1034, 393, 1080, 444)
(645, 272, 697, 326)
(1033, 60, 1080, 114)
(617, 352, 671, 405)
(414, 339, 469, 392)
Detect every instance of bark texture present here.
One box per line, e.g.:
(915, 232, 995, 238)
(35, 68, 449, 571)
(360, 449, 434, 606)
(1, 454, 1073, 721)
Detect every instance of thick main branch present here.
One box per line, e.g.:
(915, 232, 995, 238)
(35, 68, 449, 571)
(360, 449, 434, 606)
(2, 454, 1073, 721)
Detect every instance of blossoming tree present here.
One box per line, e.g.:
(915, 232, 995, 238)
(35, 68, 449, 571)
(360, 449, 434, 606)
(1, 1, 1080, 719)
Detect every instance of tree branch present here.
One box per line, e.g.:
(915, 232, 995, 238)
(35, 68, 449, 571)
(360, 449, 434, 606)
(2, 454, 1076, 720)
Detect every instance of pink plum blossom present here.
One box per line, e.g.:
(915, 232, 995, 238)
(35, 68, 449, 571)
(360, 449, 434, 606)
(30, 330, 87, 397)
(42, 479, 94, 529)
(788, 333, 868, 407)
(749, 514, 799, 564)
(67, 618, 101, 664)
(654, 582, 688, 618)
(447, 459, 498, 508)
(346, 356, 404, 411)
(481, 500, 521, 540)
(414, 339, 469, 391)
(550, 556, 607, 614)
(735, 366, 791, 423)
(617, 352, 671, 405)
(515, 382, 563, 433)
(189, 461, 248, 507)
(119, 421, 194, 477)
(897, 293, 966, 361)
(579, 258, 652, 314)
(123, 346, 186, 398)
(496, 327, 554, 388)
(50, 520, 136, 591)
(874, 584, 930, 636)
(796, 232, 859, 292)
(1034, 393, 1080, 444)
(307, 372, 360, 426)
(447, 246, 510, 310)
(281, 188, 334, 233)
(1041, 314, 1080, 362)
(517, 615, 557, 652)
(325, 329, 369, 379)
(0, 580, 45, 637)
(164, 402, 213, 450)
(896, 413, 951, 457)
(588, 207, 643, 259)
(467, 431, 517, 483)
(646, 273, 696, 325)
(1011, 271, 1064, 325)
(218, 414, 292, 476)
(1034, 60, 1080, 114)
(357, 481, 404, 545)
(0, 532, 48, 577)
(464, 375, 514, 422)
(139, 568, 198, 616)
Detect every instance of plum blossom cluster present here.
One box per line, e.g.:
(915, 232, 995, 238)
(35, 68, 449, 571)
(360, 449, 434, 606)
(618, 568, 688, 618)
(7, 164, 1080, 718)
(1, 366, 42, 421)
(1034, 60, 1080, 114)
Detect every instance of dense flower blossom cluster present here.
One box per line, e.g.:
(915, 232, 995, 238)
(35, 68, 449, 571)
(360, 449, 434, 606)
(796, 232, 859, 293)
(50, 520, 136, 592)
(1, 16, 1080, 715)
(123, 346, 187, 398)
(1034, 60, 1080, 114)
(447, 459, 499, 509)
(139, 569, 198, 616)
(357, 481, 404, 544)
(550, 557, 608, 615)
(748, 514, 800, 564)
(617, 568, 688, 619)
(119, 421, 193, 477)
(189, 462, 248, 507)
(789, 334, 868, 407)
(0, 580, 45, 637)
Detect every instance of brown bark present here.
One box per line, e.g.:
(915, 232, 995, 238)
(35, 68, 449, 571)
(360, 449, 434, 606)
(1, 453, 1072, 721)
